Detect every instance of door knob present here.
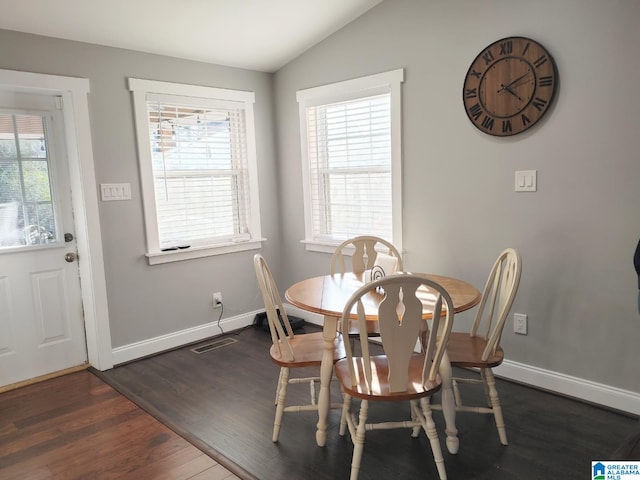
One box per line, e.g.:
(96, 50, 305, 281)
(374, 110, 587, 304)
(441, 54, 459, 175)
(65, 252, 77, 263)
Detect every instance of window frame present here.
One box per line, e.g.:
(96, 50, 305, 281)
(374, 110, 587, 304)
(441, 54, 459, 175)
(296, 69, 404, 254)
(129, 78, 263, 265)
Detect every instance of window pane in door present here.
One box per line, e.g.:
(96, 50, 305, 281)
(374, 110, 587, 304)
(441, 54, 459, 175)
(0, 140, 17, 158)
(0, 113, 56, 248)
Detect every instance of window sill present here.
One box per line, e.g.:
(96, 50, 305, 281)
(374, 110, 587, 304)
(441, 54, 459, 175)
(301, 239, 341, 254)
(146, 238, 264, 265)
(301, 238, 402, 256)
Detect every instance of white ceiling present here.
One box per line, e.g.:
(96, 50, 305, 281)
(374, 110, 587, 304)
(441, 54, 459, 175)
(0, 0, 382, 72)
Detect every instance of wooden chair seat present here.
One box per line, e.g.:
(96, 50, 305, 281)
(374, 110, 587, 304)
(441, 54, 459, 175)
(270, 331, 345, 367)
(446, 333, 504, 368)
(335, 354, 441, 401)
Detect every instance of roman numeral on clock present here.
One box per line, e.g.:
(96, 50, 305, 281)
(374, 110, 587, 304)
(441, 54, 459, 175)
(539, 76, 553, 87)
(469, 103, 482, 121)
(532, 97, 548, 111)
(499, 41, 513, 55)
(482, 50, 494, 65)
(534, 55, 548, 68)
(481, 116, 494, 131)
(465, 88, 477, 98)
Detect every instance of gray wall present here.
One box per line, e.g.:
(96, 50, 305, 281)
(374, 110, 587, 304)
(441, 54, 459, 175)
(1, 0, 638, 397)
(0, 29, 279, 348)
(274, 0, 640, 393)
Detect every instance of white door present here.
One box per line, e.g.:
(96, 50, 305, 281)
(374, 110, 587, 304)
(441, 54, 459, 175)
(0, 90, 87, 387)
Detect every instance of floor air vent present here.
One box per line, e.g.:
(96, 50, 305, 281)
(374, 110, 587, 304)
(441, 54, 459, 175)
(190, 337, 238, 354)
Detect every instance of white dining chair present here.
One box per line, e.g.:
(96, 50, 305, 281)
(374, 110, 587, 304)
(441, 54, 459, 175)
(253, 254, 345, 442)
(335, 273, 454, 480)
(434, 248, 522, 445)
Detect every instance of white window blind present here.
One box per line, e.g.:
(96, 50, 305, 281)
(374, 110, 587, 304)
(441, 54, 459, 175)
(146, 96, 250, 248)
(306, 94, 392, 241)
(129, 78, 262, 264)
(297, 69, 404, 252)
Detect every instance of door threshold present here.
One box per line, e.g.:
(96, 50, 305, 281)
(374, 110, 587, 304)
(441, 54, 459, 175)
(0, 363, 89, 394)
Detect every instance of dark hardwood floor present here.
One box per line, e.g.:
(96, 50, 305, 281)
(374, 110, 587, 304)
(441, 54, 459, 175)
(0, 370, 239, 480)
(91, 324, 638, 480)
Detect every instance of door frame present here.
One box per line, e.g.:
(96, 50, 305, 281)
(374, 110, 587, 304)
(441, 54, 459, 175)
(0, 68, 113, 371)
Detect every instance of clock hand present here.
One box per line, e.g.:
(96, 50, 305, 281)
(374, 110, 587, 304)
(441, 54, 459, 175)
(499, 84, 523, 101)
(497, 72, 532, 94)
(505, 72, 531, 89)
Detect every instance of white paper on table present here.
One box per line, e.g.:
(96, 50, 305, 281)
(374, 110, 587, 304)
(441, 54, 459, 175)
(364, 252, 399, 282)
(374, 252, 399, 276)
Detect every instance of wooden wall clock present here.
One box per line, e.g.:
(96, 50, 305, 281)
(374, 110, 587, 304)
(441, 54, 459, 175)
(462, 36, 558, 136)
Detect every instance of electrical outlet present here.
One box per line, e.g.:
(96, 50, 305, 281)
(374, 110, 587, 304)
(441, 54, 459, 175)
(213, 292, 223, 306)
(514, 313, 528, 335)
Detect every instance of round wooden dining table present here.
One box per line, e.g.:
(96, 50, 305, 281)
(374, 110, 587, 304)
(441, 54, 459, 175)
(285, 271, 481, 453)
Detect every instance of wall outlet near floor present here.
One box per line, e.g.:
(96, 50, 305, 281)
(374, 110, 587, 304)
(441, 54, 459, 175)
(514, 313, 528, 335)
(213, 292, 223, 306)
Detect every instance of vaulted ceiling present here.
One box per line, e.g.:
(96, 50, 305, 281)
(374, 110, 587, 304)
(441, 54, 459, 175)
(0, 0, 383, 72)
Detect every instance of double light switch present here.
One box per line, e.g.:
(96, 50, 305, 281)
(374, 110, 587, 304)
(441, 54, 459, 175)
(515, 170, 537, 192)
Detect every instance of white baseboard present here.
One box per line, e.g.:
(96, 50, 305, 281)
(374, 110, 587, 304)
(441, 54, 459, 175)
(111, 304, 640, 417)
(494, 360, 640, 416)
(111, 310, 259, 366)
(286, 304, 640, 417)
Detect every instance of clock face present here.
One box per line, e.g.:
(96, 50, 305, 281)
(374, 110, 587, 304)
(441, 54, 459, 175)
(463, 37, 558, 136)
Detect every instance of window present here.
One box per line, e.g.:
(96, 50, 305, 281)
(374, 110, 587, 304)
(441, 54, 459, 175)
(0, 111, 59, 249)
(296, 69, 404, 253)
(129, 79, 262, 264)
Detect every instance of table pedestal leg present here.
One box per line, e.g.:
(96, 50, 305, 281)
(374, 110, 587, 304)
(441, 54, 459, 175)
(439, 350, 459, 454)
(316, 315, 337, 447)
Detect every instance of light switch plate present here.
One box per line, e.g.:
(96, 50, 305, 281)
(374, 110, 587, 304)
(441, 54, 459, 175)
(100, 183, 131, 201)
(515, 170, 537, 192)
